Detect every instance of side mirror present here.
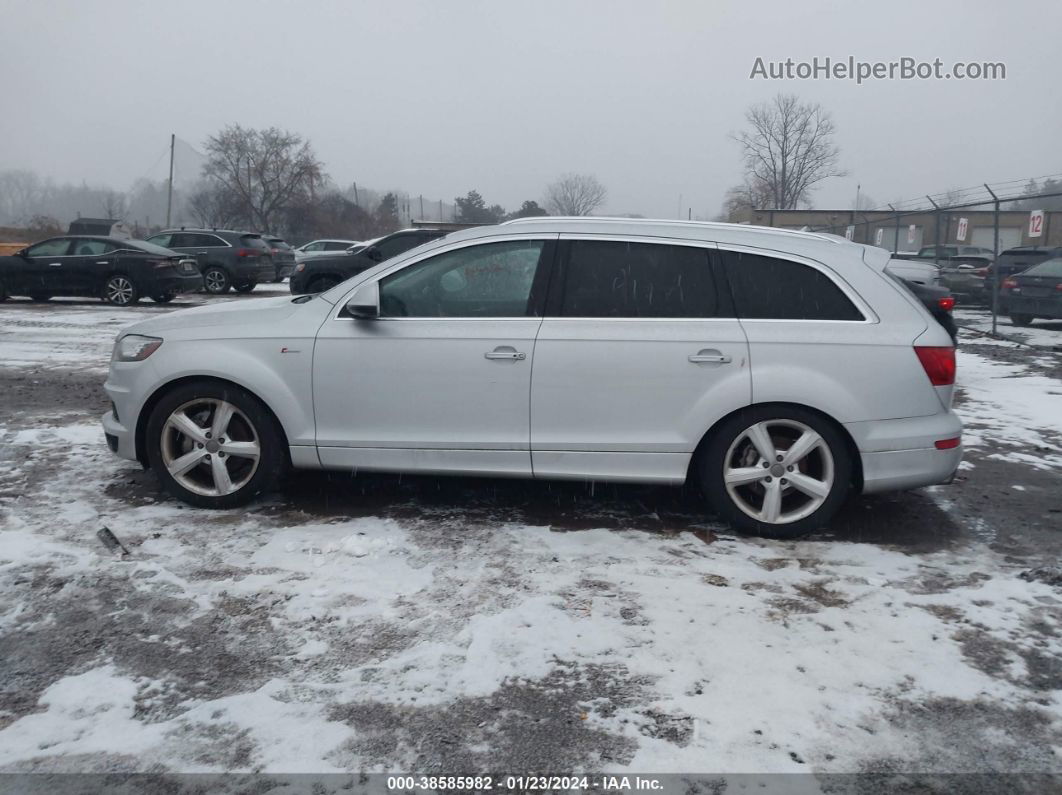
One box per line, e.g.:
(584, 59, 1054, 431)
(345, 281, 380, 319)
(17, 248, 29, 258)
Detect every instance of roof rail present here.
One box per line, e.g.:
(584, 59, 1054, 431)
(500, 216, 846, 244)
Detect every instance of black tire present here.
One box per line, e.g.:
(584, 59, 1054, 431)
(699, 405, 852, 539)
(0, 280, 8, 302)
(28, 293, 53, 302)
(307, 275, 341, 294)
(203, 267, 231, 294)
(151, 292, 176, 303)
(102, 273, 140, 306)
(234, 281, 257, 294)
(1010, 313, 1034, 327)
(145, 380, 287, 509)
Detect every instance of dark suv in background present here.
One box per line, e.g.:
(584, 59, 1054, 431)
(147, 229, 275, 294)
(264, 235, 296, 282)
(289, 228, 448, 294)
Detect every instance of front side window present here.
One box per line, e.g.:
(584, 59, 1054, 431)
(373, 234, 424, 262)
(26, 239, 72, 257)
(724, 251, 864, 321)
(559, 240, 721, 318)
(325, 241, 350, 251)
(379, 240, 545, 318)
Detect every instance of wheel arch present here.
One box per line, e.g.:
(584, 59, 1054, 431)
(687, 401, 864, 492)
(135, 375, 292, 467)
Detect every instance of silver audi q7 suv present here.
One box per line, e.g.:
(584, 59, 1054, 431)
(103, 218, 962, 537)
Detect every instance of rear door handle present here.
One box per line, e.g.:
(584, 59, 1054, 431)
(689, 350, 732, 364)
(485, 346, 526, 361)
(49, 262, 62, 267)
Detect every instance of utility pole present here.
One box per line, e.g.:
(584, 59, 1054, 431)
(352, 181, 360, 207)
(985, 184, 1001, 336)
(165, 134, 175, 227)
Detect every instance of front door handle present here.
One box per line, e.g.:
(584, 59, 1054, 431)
(49, 262, 62, 267)
(689, 349, 732, 364)
(485, 346, 526, 361)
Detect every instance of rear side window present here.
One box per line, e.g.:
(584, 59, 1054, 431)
(724, 251, 864, 321)
(1024, 258, 1062, 277)
(239, 235, 269, 250)
(324, 241, 350, 251)
(559, 240, 722, 318)
(147, 233, 171, 247)
(374, 234, 424, 261)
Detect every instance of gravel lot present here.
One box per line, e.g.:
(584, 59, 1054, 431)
(1, 291, 1060, 789)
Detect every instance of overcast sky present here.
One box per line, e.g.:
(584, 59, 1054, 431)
(2, 0, 1058, 218)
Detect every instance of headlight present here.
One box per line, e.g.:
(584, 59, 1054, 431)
(295, 262, 306, 272)
(114, 334, 163, 362)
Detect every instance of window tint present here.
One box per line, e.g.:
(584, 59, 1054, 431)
(190, 233, 225, 247)
(724, 252, 864, 321)
(239, 234, 269, 250)
(72, 239, 113, 256)
(147, 233, 171, 247)
(1025, 258, 1062, 277)
(325, 241, 350, 250)
(374, 234, 424, 261)
(26, 239, 72, 257)
(559, 240, 720, 318)
(379, 240, 545, 318)
(303, 241, 324, 251)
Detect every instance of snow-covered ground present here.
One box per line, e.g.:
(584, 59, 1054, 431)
(1, 294, 1061, 780)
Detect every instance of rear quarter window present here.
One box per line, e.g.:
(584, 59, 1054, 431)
(723, 251, 864, 321)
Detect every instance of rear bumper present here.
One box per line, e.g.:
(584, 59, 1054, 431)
(1005, 296, 1062, 318)
(150, 273, 203, 295)
(844, 412, 963, 494)
(234, 261, 276, 284)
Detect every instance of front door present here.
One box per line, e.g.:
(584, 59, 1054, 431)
(312, 236, 556, 476)
(67, 238, 116, 295)
(530, 237, 751, 482)
(22, 237, 75, 294)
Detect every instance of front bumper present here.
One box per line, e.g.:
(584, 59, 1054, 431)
(102, 407, 137, 462)
(845, 412, 963, 494)
(276, 261, 295, 280)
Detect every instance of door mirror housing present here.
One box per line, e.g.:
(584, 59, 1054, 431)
(345, 281, 380, 319)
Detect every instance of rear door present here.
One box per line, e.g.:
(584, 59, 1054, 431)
(67, 238, 116, 294)
(530, 236, 751, 482)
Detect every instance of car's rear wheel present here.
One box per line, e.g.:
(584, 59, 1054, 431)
(700, 406, 852, 538)
(103, 274, 139, 306)
(234, 281, 257, 294)
(307, 275, 341, 294)
(28, 293, 53, 302)
(145, 381, 287, 509)
(203, 267, 230, 294)
(1010, 313, 1034, 327)
(151, 292, 176, 303)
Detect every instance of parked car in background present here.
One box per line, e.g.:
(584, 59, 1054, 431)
(103, 218, 961, 538)
(294, 239, 361, 260)
(264, 235, 296, 282)
(980, 246, 1062, 307)
(289, 228, 448, 294)
(1001, 257, 1062, 326)
(884, 257, 940, 286)
(913, 244, 995, 262)
(147, 229, 275, 295)
(899, 279, 958, 342)
(0, 236, 201, 305)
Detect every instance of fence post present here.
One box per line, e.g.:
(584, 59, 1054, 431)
(985, 184, 1000, 336)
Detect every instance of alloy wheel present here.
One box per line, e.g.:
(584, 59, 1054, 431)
(159, 398, 261, 497)
(723, 419, 835, 525)
(105, 276, 135, 305)
(204, 269, 228, 293)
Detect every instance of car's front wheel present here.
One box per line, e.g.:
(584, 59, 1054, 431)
(103, 274, 139, 306)
(145, 381, 287, 508)
(151, 292, 176, 303)
(1010, 313, 1034, 327)
(700, 406, 852, 538)
(203, 267, 230, 294)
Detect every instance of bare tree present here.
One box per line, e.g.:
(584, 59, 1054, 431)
(545, 173, 606, 216)
(186, 179, 245, 229)
(721, 177, 772, 218)
(732, 94, 845, 210)
(100, 190, 127, 220)
(202, 125, 325, 230)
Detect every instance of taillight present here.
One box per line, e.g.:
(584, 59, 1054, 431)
(937, 296, 955, 312)
(1055, 283, 1062, 292)
(914, 346, 956, 386)
(236, 248, 258, 258)
(934, 437, 961, 450)
(1001, 278, 1018, 290)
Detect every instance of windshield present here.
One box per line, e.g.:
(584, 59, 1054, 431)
(267, 239, 292, 249)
